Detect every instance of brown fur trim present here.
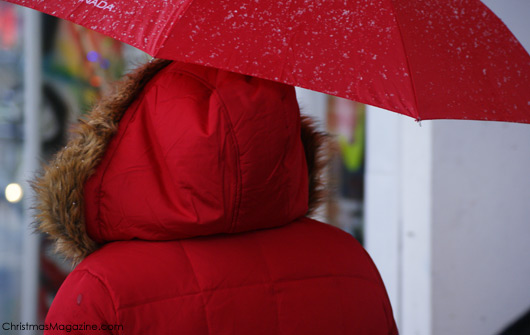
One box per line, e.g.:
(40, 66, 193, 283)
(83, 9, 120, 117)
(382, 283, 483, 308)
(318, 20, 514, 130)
(32, 59, 172, 265)
(300, 116, 330, 216)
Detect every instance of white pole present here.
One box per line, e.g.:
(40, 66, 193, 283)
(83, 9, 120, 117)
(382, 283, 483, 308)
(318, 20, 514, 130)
(20, 7, 42, 330)
(399, 117, 433, 335)
(364, 106, 402, 324)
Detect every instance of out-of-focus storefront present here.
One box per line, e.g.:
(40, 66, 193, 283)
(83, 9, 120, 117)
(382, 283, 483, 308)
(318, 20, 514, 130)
(326, 97, 366, 244)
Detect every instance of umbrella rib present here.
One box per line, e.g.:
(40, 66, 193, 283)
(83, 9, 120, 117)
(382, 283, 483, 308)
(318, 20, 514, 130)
(153, 0, 198, 56)
(386, 0, 421, 121)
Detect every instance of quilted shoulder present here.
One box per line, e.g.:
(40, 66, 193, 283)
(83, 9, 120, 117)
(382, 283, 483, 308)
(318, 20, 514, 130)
(71, 218, 396, 335)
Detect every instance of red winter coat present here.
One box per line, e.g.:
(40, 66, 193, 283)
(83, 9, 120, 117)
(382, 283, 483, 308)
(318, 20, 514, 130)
(35, 60, 398, 335)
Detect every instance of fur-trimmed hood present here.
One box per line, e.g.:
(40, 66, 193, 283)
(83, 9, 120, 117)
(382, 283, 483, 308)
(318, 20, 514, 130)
(33, 60, 327, 264)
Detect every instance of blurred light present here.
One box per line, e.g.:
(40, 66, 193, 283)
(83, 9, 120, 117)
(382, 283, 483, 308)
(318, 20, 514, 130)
(100, 58, 110, 69)
(90, 76, 102, 87)
(0, 5, 19, 49)
(5, 183, 23, 203)
(86, 50, 99, 62)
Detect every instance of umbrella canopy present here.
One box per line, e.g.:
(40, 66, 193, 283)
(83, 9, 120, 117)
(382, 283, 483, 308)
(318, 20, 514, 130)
(5, 0, 530, 123)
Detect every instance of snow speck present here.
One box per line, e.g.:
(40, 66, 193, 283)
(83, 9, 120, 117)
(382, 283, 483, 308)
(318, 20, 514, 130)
(225, 12, 235, 21)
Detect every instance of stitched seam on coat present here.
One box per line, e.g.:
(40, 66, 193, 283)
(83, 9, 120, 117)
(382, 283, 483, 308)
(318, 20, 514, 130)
(335, 276, 347, 334)
(254, 237, 281, 334)
(177, 241, 212, 335)
(75, 269, 122, 334)
(214, 93, 242, 233)
(116, 274, 381, 310)
(169, 68, 242, 233)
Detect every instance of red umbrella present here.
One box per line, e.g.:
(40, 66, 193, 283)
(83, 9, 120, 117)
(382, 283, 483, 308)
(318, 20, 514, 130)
(4, 0, 530, 123)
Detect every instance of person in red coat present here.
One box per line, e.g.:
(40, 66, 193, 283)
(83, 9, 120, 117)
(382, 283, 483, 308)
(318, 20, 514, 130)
(34, 60, 398, 334)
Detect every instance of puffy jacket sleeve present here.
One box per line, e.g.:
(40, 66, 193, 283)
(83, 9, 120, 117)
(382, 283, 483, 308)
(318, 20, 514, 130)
(44, 270, 120, 335)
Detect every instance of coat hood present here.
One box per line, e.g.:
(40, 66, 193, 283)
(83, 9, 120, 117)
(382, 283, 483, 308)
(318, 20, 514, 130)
(33, 60, 327, 264)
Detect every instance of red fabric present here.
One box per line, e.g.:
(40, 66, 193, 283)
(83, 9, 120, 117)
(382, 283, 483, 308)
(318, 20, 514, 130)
(45, 62, 398, 334)
(46, 219, 397, 335)
(5, 0, 530, 123)
(84, 62, 308, 241)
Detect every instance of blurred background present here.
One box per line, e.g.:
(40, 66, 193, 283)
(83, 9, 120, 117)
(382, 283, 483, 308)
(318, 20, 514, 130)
(0, 0, 529, 334)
